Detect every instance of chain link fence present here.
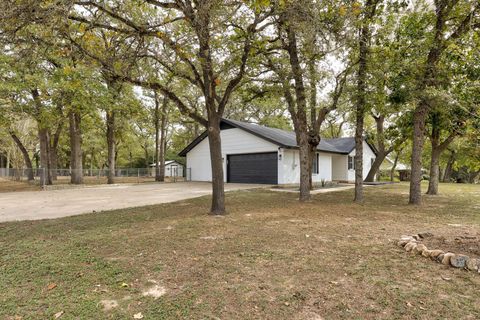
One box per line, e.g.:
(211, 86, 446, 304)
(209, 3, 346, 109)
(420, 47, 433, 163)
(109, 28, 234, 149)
(0, 167, 191, 188)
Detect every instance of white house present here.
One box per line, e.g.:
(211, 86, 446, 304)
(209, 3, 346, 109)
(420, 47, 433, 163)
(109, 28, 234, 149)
(179, 119, 377, 185)
(149, 160, 184, 177)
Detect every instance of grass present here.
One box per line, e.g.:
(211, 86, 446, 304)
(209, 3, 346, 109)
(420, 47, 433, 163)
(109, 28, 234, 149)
(1, 183, 479, 319)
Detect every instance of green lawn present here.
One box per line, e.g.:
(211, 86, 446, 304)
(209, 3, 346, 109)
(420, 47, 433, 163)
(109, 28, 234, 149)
(1, 183, 479, 319)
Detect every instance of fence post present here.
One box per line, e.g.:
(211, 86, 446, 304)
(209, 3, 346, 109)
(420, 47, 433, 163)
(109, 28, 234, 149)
(137, 168, 140, 184)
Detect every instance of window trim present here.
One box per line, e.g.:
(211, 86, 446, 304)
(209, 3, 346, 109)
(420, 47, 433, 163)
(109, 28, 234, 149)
(312, 153, 319, 175)
(348, 156, 355, 170)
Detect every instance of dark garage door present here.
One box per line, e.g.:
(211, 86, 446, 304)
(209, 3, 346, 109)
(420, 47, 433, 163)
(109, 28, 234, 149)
(227, 152, 278, 184)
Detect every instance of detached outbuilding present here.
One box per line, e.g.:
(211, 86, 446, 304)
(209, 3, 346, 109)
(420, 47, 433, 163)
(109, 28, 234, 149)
(179, 119, 377, 185)
(149, 160, 184, 177)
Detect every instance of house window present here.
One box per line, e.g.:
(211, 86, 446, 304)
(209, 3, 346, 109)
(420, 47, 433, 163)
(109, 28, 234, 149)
(312, 153, 319, 174)
(348, 156, 355, 170)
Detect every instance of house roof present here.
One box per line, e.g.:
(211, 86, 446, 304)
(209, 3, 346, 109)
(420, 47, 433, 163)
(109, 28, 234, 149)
(149, 160, 182, 167)
(179, 118, 377, 156)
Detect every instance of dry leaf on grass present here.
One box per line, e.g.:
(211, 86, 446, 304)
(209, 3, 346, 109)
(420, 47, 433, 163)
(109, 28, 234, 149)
(47, 283, 57, 290)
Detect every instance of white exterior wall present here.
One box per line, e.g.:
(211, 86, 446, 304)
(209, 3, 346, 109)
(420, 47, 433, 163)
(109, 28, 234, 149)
(346, 140, 376, 182)
(186, 128, 376, 184)
(278, 149, 332, 185)
(186, 128, 278, 182)
(165, 163, 184, 177)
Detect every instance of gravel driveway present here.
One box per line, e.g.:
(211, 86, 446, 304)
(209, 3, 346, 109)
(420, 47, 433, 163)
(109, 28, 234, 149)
(0, 182, 263, 222)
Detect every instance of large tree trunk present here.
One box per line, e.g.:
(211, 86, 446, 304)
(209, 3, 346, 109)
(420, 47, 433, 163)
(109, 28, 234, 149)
(353, 0, 378, 202)
(409, 3, 452, 205)
(390, 151, 400, 182)
(426, 148, 441, 195)
(154, 92, 161, 181)
(364, 114, 392, 182)
(409, 104, 428, 203)
(69, 111, 83, 184)
(365, 153, 387, 182)
(154, 92, 168, 182)
(299, 144, 311, 200)
(284, 24, 311, 201)
(106, 110, 116, 184)
(38, 127, 52, 185)
(207, 115, 225, 215)
(442, 150, 455, 182)
(158, 96, 168, 180)
(49, 122, 63, 181)
(9, 131, 34, 181)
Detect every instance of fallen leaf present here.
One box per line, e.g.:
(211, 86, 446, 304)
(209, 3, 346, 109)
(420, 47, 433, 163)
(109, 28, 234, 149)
(47, 283, 57, 290)
(406, 302, 413, 307)
(441, 276, 452, 281)
(121, 282, 129, 288)
(133, 312, 144, 319)
(54, 311, 64, 319)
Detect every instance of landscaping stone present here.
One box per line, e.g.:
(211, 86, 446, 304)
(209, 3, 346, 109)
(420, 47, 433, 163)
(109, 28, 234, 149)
(450, 255, 469, 268)
(397, 234, 478, 275)
(441, 253, 455, 265)
(422, 249, 433, 257)
(418, 232, 434, 239)
(429, 250, 444, 259)
(414, 244, 427, 255)
(404, 242, 417, 252)
(466, 258, 479, 272)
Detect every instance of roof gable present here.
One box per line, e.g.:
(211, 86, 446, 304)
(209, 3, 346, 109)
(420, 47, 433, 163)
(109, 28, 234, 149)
(178, 119, 377, 156)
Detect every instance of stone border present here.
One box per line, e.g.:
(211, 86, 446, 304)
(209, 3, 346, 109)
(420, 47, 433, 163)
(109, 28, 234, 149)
(397, 234, 480, 273)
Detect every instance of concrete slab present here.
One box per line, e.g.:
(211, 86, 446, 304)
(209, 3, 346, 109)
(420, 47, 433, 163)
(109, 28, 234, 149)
(0, 182, 264, 222)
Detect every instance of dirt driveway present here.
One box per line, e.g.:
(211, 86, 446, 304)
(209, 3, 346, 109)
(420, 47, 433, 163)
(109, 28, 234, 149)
(0, 182, 263, 222)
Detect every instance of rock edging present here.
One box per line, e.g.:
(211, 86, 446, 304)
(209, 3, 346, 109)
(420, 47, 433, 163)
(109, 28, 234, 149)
(397, 234, 480, 273)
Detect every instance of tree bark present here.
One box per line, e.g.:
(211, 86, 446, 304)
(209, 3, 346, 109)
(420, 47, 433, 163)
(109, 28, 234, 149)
(284, 23, 311, 201)
(49, 122, 63, 180)
(38, 128, 52, 185)
(207, 114, 225, 214)
(154, 91, 168, 182)
(9, 131, 34, 181)
(409, 2, 454, 204)
(158, 95, 168, 180)
(365, 153, 386, 182)
(353, 0, 378, 202)
(365, 114, 393, 182)
(69, 111, 83, 184)
(426, 148, 441, 195)
(106, 110, 116, 184)
(442, 150, 455, 182)
(390, 151, 400, 182)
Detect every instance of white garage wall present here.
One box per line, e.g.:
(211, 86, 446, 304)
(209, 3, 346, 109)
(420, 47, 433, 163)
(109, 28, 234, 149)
(278, 149, 332, 184)
(186, 128, 279, 182)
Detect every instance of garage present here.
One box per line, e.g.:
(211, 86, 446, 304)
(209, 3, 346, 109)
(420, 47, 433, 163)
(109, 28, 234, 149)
(227, 152, 278, 184)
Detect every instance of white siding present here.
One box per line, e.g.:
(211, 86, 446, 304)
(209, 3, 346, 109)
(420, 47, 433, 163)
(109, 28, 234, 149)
(186, 128, 376, 184)
(186, 128, 278, 182)
(165, 163, 183, 177)
(278, 149, 332, 185)
(346, 140, 376, 182)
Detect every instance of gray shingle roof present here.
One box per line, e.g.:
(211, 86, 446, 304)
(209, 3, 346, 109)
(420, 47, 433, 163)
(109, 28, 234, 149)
(224, 119, 356, 154)
(179, 119, 375, 156)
